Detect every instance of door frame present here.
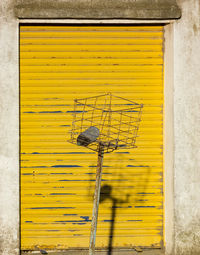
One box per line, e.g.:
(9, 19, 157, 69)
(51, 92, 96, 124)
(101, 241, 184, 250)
(19, 20, 174, 255)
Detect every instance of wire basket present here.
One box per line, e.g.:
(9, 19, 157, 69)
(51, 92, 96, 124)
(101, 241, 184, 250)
(69, 93, 143, 153)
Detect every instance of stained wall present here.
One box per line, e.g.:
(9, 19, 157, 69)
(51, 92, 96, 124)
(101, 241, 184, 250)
(0, 0, 200, 254)
(174, 1, 200, 254)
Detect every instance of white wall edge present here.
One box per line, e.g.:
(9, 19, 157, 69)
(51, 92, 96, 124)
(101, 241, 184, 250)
(0, 15, 20, 255)
(163, 23, 174, 255)
(19, 19, 174, 24)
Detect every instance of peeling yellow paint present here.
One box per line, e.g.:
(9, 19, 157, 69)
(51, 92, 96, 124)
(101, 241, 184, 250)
(20, 25, 164, 250)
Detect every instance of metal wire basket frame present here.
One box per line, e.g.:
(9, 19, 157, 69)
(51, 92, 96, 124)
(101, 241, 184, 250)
(69, 93, 143, 153)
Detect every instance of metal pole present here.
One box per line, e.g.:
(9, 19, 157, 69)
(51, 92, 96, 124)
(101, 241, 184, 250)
(89, 143, 104, 255)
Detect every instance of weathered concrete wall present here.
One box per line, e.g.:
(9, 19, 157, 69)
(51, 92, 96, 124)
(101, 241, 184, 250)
(14, 0, 181, 19)
(0, 1, 19, 255)
(0, 0, 200, 255)
(174, 0, 200, 255)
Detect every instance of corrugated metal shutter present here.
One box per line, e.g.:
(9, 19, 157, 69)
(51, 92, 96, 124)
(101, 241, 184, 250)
(20, 25, 164, 251)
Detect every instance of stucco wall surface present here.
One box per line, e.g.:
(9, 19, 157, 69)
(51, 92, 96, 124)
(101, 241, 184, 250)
(174, 0, 200, 255)
(14, 0, 181, 19)
(0, 1, 19, 255)
(0, 0, 200, 255)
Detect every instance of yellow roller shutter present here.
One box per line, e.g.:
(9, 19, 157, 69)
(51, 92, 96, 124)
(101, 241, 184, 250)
(20, 25, 164, 251)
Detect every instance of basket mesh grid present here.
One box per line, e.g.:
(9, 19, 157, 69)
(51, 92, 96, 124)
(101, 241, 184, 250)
(69, 93, 143, 153)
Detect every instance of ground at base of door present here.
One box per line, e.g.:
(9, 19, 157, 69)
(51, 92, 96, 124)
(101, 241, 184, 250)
(21, 249, 164, 255)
